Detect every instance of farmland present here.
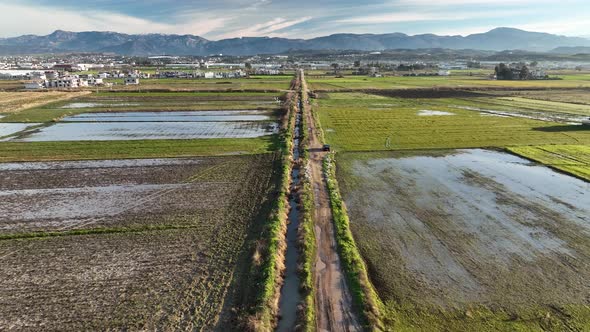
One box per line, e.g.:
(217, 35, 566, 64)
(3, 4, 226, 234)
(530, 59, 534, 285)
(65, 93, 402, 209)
(490, 89, 590, 106)
(0, 137, 277, 162)
(307, 74, 590, 91)
(0, 91, 89, 114)
(0, 76, 293, 330)
(0, 91, 282, 123)
(508, 145, 590, 181)
(101, 76, 292, 91)
(335, 149, 590, 330)
(0, 154, 281, 330)
(2, 67, 590, 331)
(309, 71, 590, 331)
(314, 92, 590, 151)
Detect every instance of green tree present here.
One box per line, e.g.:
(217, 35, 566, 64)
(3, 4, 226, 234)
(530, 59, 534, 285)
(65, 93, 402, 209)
(519, 65, 530, 80)
(495, 63, 513, 80)
(331, 63, 340, 75)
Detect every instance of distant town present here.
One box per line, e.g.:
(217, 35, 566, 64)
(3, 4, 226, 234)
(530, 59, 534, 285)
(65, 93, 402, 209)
(1, 51, 588, 90)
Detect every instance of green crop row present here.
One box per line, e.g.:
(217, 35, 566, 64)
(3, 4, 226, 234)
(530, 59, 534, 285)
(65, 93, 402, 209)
(296, 78, 317, 331)
(323, 154, 384, 331)
(0, 137, 278, 162)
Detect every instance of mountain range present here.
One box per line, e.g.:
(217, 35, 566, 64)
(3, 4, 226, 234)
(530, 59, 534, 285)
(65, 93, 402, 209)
(1, 28, 589, 56)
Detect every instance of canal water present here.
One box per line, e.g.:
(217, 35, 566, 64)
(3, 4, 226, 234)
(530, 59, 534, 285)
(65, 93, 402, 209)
(276, 101, 303, 331)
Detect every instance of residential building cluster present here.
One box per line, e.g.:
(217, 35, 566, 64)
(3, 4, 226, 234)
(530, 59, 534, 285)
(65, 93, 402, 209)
(154, 70, 246, 79)
(22, 70, 143, 89)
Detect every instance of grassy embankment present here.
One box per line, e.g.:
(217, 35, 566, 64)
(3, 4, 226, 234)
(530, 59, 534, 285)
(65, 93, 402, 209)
(323, 155, 384, 331)
(242, 79, 298, 331)
(296, 77, 316, 331)
(307, 87, 383, 330)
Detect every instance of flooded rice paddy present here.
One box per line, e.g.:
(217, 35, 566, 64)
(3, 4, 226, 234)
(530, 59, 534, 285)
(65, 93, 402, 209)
(5, 110, 278, 141)
(0, 158, 233, 234)
(455, 105, 589, 124)
(62, 110, 271, 122)
(339, 149, 590, 309)
(16, 121, 278, 141)
(61, 102, 141, 109)
(0, 123, 40, 138)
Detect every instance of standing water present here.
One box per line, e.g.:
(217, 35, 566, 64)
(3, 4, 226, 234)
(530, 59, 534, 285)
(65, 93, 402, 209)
(276, 99, 303, 331)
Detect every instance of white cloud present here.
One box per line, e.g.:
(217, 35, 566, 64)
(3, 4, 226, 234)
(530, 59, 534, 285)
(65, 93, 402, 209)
(395, 0, 567, 4)
(513, 18, 590, 36)
(334, 9, 527, 25)
(215, 16, 312, 39)
(0, 2, 229, 37)
(0, 0, 586, 40)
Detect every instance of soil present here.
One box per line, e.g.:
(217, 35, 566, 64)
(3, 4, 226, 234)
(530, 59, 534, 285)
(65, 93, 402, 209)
(0, 91, 90, 114)
(0, 154, 280, 330)
(303, 71, 362, 331)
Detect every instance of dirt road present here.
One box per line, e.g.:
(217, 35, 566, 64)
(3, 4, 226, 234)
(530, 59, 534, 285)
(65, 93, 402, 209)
(300, 71, 361, 332)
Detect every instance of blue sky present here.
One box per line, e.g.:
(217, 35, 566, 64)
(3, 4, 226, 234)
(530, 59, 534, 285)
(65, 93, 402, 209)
(0, 0, 589, 39)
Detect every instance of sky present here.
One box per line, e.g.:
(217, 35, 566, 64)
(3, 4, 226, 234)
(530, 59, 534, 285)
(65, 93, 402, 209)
(0, 0, 589, 39)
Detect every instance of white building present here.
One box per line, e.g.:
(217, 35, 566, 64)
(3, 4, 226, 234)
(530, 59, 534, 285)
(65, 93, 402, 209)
(45, 71, 59, 79)
(47, 76, 80, 89)
(87, 77, 104, 85)
(124, 75, 140, 85)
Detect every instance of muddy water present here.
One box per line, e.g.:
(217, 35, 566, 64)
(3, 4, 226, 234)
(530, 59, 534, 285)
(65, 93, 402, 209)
(344, 149, 590, 307)
(0, 157, 232, 233)
(61, 102, 141, 109)
(277, 105, 303, 331)
(62, 111, 272, 122)
(14, 121, 278, 141)
(0, 123, 40, 138)
(0, 158, 203, 171)
(455, 105, 589, 124)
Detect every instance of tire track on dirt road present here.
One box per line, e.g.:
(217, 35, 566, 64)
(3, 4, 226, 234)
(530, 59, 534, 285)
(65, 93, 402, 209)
(300, 70, 362, 332)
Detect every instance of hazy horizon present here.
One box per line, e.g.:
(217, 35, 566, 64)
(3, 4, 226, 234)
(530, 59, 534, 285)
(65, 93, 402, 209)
(0, 0, 589, 39)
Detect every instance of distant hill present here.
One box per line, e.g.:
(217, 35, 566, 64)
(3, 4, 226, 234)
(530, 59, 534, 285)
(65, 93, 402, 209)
(0, 27, 589, 56)
(550, 46, 590, 55)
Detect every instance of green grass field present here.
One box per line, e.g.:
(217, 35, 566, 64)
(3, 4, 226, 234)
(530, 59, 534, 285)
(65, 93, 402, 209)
(0, 136, 279, 162)
(103, 77, 292, 91)
(315, 92, 590, 151)
(508, 145, 590, 181)
(308, 74, 590, 91)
